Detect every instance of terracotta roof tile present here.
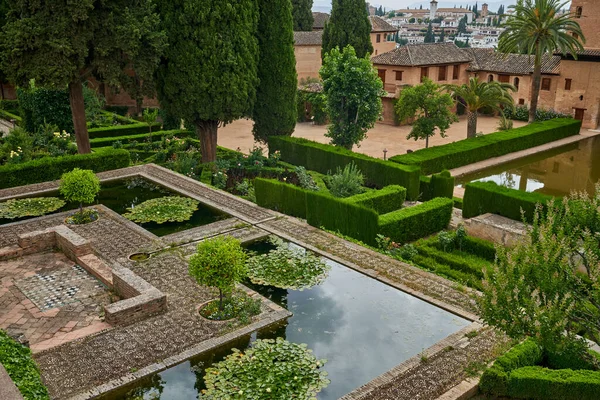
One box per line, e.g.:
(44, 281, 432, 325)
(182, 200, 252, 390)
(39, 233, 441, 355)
(371, 42, 472, 66)
(312, 12, 329, 29)
(293, 31, 323, 46)
(369, 16, 397, 32)
(466, 48, 561, 75)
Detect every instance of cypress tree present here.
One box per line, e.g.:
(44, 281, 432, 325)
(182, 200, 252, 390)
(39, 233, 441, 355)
(322, 0, 373, 59)
(292, 0, 314, 31)
(156, 0, 259, 163)
(424, 22, 435, 43)
(438, 28, 446, 43)
(253, 0, 298, 142)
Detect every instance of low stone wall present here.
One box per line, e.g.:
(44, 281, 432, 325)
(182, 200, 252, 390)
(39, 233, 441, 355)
(462, 213, 526, 247)
(104, 265, 167, 325)
(0, 364, 24, 400)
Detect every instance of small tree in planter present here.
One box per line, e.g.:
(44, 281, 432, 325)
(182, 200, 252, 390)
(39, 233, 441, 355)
(59, 168, 101, 223)
(189, 236, 248, 313)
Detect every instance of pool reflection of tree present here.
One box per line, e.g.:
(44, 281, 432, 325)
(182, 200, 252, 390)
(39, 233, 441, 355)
(121, 374, 165, 399)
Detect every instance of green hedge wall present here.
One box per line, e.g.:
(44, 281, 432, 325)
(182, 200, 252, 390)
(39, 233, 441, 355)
(88, 122, 162, 139)
(0, 149, 131, 189)
(462, 181, 553, 222)
(306, 190, 379, 245)
(267, 136, 421, 200)
(508, 367, 600, 400)
(390, 119, 581, 175)
(254, 178, 308, 218)
(347, 185, 406, 214)
(420, 170, 455, 201)
(378, 197, 454, 244)
(0, 330, 49, 399)
(90, 129, 195, 148)
(0, 109, 22, 125)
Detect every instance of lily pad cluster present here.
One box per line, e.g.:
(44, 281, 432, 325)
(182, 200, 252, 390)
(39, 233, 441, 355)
(246, 238, 330, 290)
(124, 196, 199, 224)
(0, 197, 65, 219)
(201, 337, 329, 400)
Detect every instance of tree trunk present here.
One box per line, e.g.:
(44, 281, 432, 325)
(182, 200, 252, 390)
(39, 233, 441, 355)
(195, 120, 218, 163)
(68, 80, 91, 154)
(425, 134, 429, 148)
(136, 98, 143, 117)
(467, 110, 478, 138)
(0, 82, 4, 100)
(529, 61, 542, 123)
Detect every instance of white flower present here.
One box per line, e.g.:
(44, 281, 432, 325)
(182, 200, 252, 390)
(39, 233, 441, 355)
(265, 388, 271, 393)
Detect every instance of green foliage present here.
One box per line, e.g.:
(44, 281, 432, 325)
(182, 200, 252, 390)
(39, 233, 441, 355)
(142, 108, 159, 134)
(437, 230, 454, 252)
(201, 337, 329, 400)
(253, 0, 297, 143)
(88, 122, 162, 139)
(0, 197, 65, 219)
(124, 196, 198, 224)
(420, 170, 455, 201)
(497, 115, 514, 131)
(378, 197, 454, 244)
(90, 129, 195, 148)
(297, 90, 328, 124)
(267, 135, 421, 199)
(65, 208, 99, 225)
(390, 118, 581, 175)
(295, 166, 320, 191)
(0, 127, 34, 164)
(59, 168, 101, 211)
(255, 178, 308, 218)
(246, 238, 330, 290)
(347, 185, 406, 214)
(504, 105, 573, 122)
(508, 366, 600, 400)
(156, 0, 259, 162)
(462, 181, 553, 221)
(320, 46, 383, 149)
(17, 86, 74, 134)
(0, 330, 50, 400)
(0, 148, 130, 188)
(199, 291, 261, 323)
(424, 22, 435, 43)
(326, 162, 365, 198)
(322, 0, 373, 58)
(395, 78, 458, 148)
(189, 236, 248, 310)
(292, 0, 314, 31)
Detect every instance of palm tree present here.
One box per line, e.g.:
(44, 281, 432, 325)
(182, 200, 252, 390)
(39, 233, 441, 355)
(499, 0, 584, 123)
(444, 77, 515, 138)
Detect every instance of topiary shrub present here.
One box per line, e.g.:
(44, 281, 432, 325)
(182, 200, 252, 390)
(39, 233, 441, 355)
(201, 337, 330, 400)
(59, 168, 101, 223)
(123, 196, 198, 224)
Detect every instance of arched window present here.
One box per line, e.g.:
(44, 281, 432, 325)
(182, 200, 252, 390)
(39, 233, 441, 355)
(488, 74, 494, 82)
(575, 7, 582, 18)
(514, 77, 520, 90)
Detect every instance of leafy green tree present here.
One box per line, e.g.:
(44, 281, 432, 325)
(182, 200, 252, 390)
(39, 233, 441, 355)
(478, 190, 600, 357)
(156, 0, 259, 163)
(320, 45, 384, 150)
(253, 0, 298, 143)
(0, 1, 166, 154)
(395, 78, 458, 148)
(143, 108, 159, 135)
(409, 17, 416, 23)
(60, 168, 101, 216)
(388, 11, 396, 18)
(457, 15, 468, 34)
(444, 77, 515, 138)
(499, 0, 584, 123)
(438, 28, 446, 43)
(424, 22, 436, 43)
(322, 0, 373, 59)
(188, 236, 248, 312)
(292, 0, 314, 31)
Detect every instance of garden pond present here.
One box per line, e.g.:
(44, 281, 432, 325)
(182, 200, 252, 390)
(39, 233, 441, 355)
(104, 240, 470, 399)
(0, 177, 229, 236)
(456, 136, 600, 197)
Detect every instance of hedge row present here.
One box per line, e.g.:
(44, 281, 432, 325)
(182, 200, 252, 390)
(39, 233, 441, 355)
(0, 109, 22, 125)
(348, 185, 406, 214)
(267, 136, 421, 200)
(462, 181, 553, 222)
(88, 122, 161, 139)
(419, 170, 454, 201)
(90, 129, 195, 148)
(379, 197, 454, 244)
(0, 148, 131, 188)
(412, 253, 484, 290)
(0, 330, 50, 399)
(254, 178, 308, 219)
(390, 119, 582, 175)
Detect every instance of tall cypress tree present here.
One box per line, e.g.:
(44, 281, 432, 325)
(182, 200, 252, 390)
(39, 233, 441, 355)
(424, 22, 435, 43)
(156, 0, 259, 163)
(322, 0, 373, 59)
(253, 0, 297, 142)
(292, 0, 313, 31)
(438, 28, 446, 43)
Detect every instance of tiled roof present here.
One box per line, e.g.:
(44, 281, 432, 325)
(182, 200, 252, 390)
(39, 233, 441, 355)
(299, 82, 323, 93)
(371, 42, 472, 66)
(369, 16, 397, 32)
(554, 48, 600, 58)
(312, 12, 329, 29)
(293, 31, 323, 46)
(466, 48, 561, 75)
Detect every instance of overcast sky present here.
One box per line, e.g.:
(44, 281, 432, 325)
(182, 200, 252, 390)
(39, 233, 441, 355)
(313, 1, 570, 12)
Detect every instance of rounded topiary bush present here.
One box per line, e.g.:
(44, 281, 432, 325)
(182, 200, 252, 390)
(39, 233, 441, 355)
(59, 168, 101, 224)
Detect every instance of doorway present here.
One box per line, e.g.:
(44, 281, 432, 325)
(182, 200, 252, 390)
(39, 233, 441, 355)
(574, 108, 585, 121)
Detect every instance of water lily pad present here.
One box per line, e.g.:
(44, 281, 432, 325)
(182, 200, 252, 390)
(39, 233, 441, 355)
(123, 196, 198, 224)
(0, 197, 65, 219)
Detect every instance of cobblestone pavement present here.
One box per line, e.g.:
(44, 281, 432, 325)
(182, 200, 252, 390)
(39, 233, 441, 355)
(0, 252, 111, 351)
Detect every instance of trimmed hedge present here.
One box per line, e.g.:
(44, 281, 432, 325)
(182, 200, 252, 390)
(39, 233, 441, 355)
(88, 122, 161, 139)
(412, 253, 483, 290)
(416, 245, 487, 279)
(0, 148, 130, 189)
(0, 109, 22, 125)
(347, 185, 406, 214)
(378, 197, 454, 244)
(390, 119, 581, 175)
(306, 190, 379, 245)
(255, 178, 307, 218)
(0, 330, 50, 399)
(90, 129, 195, 148)
(420, 170, 454, 201)
(267, 136, 421, 200)
(462, 181, 553, 221)
(508, 367, 600, 400)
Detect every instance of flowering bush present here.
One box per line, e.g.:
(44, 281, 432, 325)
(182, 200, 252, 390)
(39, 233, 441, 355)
(49, 130, 77, 156)
(123, 196, 199, 224)
(200, 337, 329, 400)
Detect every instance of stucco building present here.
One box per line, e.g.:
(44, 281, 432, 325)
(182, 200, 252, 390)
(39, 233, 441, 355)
(293, 31, 323, 83)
